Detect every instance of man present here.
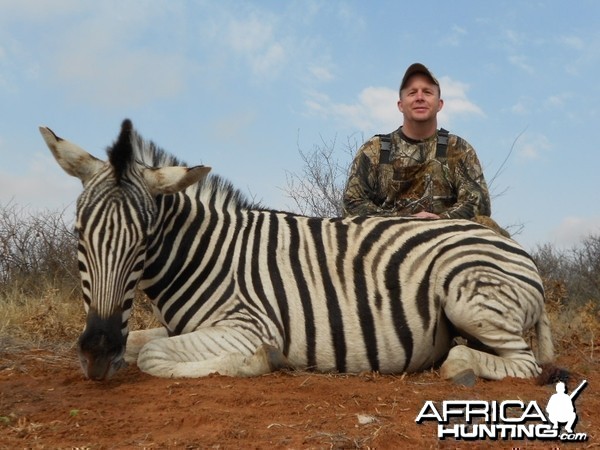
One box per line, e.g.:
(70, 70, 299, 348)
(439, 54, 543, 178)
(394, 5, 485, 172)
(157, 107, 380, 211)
(343, 63, 494, 223)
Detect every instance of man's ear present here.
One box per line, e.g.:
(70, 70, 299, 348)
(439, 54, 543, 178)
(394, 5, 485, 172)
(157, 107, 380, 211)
(437, 98, 444, 112)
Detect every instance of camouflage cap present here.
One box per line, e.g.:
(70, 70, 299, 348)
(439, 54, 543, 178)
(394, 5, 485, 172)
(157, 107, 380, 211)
(399, 63, 440, 95)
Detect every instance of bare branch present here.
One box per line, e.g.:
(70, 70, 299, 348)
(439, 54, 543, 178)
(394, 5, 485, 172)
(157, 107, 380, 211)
(282, 133, 360, 217)
(488, 126, 528, 192)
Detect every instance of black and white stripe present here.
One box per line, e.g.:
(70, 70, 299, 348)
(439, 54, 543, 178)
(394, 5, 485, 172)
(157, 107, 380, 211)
(41, 120, 554, 381)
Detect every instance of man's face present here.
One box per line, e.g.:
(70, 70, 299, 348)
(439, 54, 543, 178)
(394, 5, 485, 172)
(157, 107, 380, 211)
(397, 73, 443, 123)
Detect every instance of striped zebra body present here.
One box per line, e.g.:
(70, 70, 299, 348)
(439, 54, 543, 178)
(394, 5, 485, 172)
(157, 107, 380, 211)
(41, 120, 554, 383)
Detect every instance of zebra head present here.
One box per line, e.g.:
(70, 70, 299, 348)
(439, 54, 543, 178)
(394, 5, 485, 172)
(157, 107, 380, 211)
(40, 120, 210, 380)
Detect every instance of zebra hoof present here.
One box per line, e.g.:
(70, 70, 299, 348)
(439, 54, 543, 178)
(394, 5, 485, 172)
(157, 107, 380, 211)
(258, 344, 292, 372)
(537, 364, 570, 385)
(450, 369, 477, 387)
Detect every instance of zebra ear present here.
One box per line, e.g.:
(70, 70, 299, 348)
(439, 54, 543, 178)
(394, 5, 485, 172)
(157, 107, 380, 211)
(143, 165, 211, 195)
(39, 126, 105, 184)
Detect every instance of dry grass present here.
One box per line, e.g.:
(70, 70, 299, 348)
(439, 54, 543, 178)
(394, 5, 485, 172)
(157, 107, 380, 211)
(540, 278, 599, 366)
(0, 285, 79, 350)
(0, 284, 159, 354)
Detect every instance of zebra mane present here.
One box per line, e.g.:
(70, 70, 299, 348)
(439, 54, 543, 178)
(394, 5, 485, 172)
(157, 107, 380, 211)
(107, 119, 135, 183)
(107, 119, 260, 211)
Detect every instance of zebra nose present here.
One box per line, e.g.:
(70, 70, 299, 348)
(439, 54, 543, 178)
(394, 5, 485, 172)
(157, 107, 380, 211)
(78, 350, 108, 381)
(83, 352, 127, 381)
(88, 367, 108, 381)
(77, 310, 127, 380)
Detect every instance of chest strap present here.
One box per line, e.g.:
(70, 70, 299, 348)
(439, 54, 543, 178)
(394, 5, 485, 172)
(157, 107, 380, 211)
(379, 128, 450, 165)
(379, 134, 392, 164)
(436, 128, 449, 161)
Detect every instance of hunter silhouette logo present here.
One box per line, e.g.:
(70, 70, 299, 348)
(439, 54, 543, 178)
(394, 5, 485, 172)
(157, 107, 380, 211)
(416, 380, 589, 442)
(546, 380, 587, 434)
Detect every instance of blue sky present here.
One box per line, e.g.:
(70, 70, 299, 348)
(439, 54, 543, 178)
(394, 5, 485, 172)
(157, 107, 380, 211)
(1, 0, 599, 251)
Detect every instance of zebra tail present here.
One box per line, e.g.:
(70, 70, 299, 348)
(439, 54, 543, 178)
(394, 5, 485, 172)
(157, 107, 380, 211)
(535, 308, 555, 365)
(533, 308, 570, 386)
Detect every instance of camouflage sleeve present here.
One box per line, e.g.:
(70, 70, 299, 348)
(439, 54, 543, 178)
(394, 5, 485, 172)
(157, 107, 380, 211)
(440, 137, 491, 219)
(342, 138, 392, 217)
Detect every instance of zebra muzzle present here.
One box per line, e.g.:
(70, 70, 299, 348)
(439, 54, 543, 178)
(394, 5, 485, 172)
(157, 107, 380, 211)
(77, 310, 127, 381)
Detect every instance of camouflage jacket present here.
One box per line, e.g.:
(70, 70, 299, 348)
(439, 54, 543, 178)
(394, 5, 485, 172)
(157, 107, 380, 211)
(342, 127, 491, 219)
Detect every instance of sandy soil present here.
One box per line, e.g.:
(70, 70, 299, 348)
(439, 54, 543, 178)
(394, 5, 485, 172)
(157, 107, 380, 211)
(0, 346, 598, 449)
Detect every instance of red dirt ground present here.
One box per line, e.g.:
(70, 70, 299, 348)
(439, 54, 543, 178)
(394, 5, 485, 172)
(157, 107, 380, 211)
(1, 346, 598, 449)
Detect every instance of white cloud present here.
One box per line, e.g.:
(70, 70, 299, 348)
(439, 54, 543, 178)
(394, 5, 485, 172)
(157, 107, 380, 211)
(227, 16, 274, 53)
(212, 110, 258, 143)
(511, 100, 530, 115)
(48, 7, 191, 107)
(0, 0, 83, 23)
(304, 86, 398, 133)
(515, 132, 551, 160)
(550, 216, 600, 248)
(0, 153, 80, 214)
(253, 42, 286, 75)
(512, 91, 578, 117)
(508, 54, 535, 75)
(503, 29, 522, 46)
(335, 3, 366, 30)
(544, 92, 572, 109)
(225, 14, 288, 77)
(0, 1, 194, 107)
(440, 25, 467, 47)
(357, 87, 399, 130)
(559, 35, 585, 51)
(557, 31, 600, 77)
(309, 65, 334, 83)
(54, 46, 189, 108)
(0, 2, 332, 106)
(437, 76, 485, 125)
(305, 76, 484, 134)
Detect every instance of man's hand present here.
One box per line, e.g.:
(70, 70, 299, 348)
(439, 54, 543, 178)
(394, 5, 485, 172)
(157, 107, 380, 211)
(411, 211, 440, 219)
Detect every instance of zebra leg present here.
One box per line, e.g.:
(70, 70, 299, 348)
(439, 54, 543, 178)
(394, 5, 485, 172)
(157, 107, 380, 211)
(135, 327, 290, 378)
(440, 294, 546, 384)
(442, 311, 554, 386)
(440, 314, 542, 385)
(534, 309, 555, 365)
(440, 341, 541, 385)
(138, 342, 289, 378)
(124, 327, 168, 364)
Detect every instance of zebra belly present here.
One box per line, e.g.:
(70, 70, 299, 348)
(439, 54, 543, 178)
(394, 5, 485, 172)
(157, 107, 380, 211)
(283, 313, 451, 374)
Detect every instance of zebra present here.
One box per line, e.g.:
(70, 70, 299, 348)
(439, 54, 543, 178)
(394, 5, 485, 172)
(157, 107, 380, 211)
(40, 119, 555, 385)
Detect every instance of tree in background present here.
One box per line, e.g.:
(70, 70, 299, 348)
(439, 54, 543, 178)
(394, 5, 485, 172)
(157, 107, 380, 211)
(283, 134, 361, 217)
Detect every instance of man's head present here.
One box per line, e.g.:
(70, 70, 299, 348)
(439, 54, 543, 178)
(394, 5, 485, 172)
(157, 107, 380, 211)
(399, 63, 441, 98)
(397, 63, 443, 133)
